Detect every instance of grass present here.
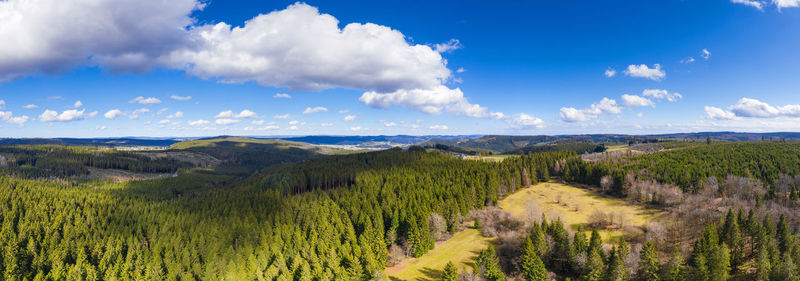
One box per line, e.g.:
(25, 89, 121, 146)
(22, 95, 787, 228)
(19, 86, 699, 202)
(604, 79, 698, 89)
(499, 181, 661, 242)
(385, 228, 494, 281)
(464, 154, 515, 162)
(605, 145, 629, 152)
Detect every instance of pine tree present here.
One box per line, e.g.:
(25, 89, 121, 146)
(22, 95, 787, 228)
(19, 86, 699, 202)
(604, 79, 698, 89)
(662, 249, 685, 281)
(530, 222, 548, 258)
(582, 248, 604, 281)
(588, 229, 603, 259)
(520, 237, 547, 281)
(573, 232, 588, 255)
(756, 242, 771, 281)
(708, 243, 730, 281)
(442, 261, 458, 281)
(637, 241, 659, 281)
(604, 246, 625, 281)
(476, 246, 505, 281)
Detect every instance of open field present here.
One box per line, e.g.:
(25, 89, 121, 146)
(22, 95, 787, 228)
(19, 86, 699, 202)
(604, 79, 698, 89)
(604, 144, 629, 152)
(385, 228, 494, 281)
(500, 181, 661, 242)
(464, 154, 515, 162)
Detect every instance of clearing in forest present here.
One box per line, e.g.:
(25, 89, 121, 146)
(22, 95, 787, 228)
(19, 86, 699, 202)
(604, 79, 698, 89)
(499, 181, 661, 242)
(385, 228, 493, 281)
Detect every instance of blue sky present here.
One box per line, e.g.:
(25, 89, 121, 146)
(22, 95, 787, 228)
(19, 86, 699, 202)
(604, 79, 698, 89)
(0, 0, 799, 137)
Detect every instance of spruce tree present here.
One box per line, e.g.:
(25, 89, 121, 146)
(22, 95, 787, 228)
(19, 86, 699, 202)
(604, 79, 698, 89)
(662, 249, 685, 281)
(637, 241, 660, 281)
(708, 243, 730, 281)
(582, 248, 604, 281)
(521, 237, 547, 281)
(442, 261, 458, 281)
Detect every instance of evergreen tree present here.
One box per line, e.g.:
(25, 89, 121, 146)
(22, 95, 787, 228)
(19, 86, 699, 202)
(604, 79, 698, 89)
(604, 246, 626, 281)
(582, 248, 604, 281)
(708, 243, 730, 281)
(441, 261, 458, 281)
(637, 241, 659, 281)
(662, 249, 685, 281)
(476, 246, 505, 281)
(757, 242, 772, 281)
(520, 237, 547, 281)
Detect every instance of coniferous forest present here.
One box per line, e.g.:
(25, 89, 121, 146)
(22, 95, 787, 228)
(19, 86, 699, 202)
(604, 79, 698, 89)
(2, 140, 800, 280)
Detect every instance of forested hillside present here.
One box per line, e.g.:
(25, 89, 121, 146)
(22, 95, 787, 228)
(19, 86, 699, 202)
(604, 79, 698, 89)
(0, 147, 572, 280)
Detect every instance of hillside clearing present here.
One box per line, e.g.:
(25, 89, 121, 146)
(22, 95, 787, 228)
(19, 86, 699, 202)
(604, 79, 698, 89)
(385, 228, 494, 281)
(500, 181, 662, 242)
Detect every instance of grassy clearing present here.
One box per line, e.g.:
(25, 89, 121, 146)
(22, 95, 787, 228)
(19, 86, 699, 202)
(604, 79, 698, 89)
(499, 181, 661, 242)
(605, 145, 629, 152)
(464, 154, 515, 162)
(385, 228, 494, 281)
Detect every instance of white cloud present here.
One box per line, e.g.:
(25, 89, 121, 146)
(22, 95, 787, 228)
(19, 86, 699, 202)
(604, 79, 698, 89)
(167, 111, 183, 119)
(0, 111, 11, 120)
(381, 121, 397, 127)
(320, 123, 333, 127)
(350, 126, 367, 131)
(23, 104, 38, 109)
(680, 57, 695, 64)
(273, 93, 291, 99)
(701, 49, 711, 60)
(621, 94, 655, 107)
(5, 115, 28, 125)
(273, 114, 290, 119)
(706, 98, 800, 120)
(215, 118, 240, 125)
(729, 98, 781, 118)
(642, 89, 682, 102)
(343, 115, 356, 121)
(157, 108, 169, 115)
(288, 120, 300, 125)
(159, 119, 170, 125)
(244, 125, 279, 131)
(170, 95, 192, 101)
(287, 125, 299, 130)
(38, 109, 86, 122)
(129, 108, 150, 119)
(86, 111, 98, 118)
(303, 106, 328, 114)
(604, 68, 616, 77)
(235, 109, 257, 118)
(359, 86, 501, 118)
(429, 124, 448, 130)
(433, 39, 462, 53)
(506, 113, 545, 129)
(104, 109, 124, 119)
(96, 125, 107, 130)
(188, 119, 210, 126)
(251, 120, 265, 125)
(775, 0, 800, 8)
(732, 0, 765, 9)
(216, 109, 256, 119)
(456, 67, 466, 73)
(0, 100, 4, 109)
(130, 96, 162, 105)
(215, 110, 234, 118)
(338, 109, 349, 114)
(705, 106, 736, 120)
(560, 98, 622, 122)
(0, 0, 202, 82)
(624, 64, 666, 81)
(168, 3, 451, 93)
(73, 101, 83, 108)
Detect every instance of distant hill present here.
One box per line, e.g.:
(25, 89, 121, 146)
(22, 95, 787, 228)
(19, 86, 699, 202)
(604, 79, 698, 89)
(0, 137, 182, 147)
(279, 135, 480, 145)
(421, 132, 800, 153)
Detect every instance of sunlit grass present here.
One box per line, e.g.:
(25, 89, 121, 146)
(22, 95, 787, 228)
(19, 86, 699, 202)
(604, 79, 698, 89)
(385, 228, 494, 281)
(499, 181, 661, 242)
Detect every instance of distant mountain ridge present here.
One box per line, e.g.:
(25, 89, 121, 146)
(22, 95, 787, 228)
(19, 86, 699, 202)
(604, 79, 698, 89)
(2, 132, 799, 149)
